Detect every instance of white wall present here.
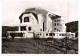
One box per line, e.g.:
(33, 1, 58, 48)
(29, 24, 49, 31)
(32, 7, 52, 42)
(46, 13, 52, 32)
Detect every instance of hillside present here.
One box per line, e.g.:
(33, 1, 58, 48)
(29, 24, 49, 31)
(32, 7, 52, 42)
(2, 38, 78, 54)
(65, 21, 78, 37)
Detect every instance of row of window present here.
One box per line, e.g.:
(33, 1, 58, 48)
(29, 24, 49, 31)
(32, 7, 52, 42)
(54, 23, 60, 26)
(37, 33, 66, 36)
(59, 34, 66, 36)
(54, 19, 60, 22)
(54, 28, 60, 32)
(37, 33, 55, 36)
(20, 26, 31, 31)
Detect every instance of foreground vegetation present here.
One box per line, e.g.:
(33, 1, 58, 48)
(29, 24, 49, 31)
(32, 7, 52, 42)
(2, 38, 78, 54)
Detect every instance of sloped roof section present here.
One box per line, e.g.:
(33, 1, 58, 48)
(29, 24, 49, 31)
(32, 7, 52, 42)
(19, 7, 61, 23)
(48, 14, 61, 20)
(19, 7, 48, 23)
(25, 7, 48, 18)
(19, 12, 38, 22)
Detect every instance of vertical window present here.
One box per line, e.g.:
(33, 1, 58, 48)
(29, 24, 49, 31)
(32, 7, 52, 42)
(53, 33, 55, 36)
(40, 29, 42, 31)
(43, 23, 44, 31)
(48, 30, 49, 32)
(28, 27, 31, 31)
(59, 34, 61, 36)
(24, 17, 29, 22)
(54, 23, 56, 26)
(62, 34, 64, 36)
(38, 34, 39, 35)
(54, 28, 56, 30)
(46, 33, 48, 36)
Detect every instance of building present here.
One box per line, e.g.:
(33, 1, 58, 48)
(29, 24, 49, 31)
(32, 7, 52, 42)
(7, 8, 75, 39)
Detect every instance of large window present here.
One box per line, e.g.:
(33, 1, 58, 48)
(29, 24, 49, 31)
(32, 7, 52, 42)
(20, 26, 26, 31)
(24, 17, 29, 22)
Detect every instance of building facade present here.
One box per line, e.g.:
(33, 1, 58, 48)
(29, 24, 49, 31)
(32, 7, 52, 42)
(7, 8, 75, 39)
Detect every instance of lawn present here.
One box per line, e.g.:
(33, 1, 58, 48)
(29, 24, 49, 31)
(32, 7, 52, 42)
(2, 38, 78, 54)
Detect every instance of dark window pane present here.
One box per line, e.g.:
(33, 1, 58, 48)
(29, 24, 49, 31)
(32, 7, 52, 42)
(20, 26, 26, 31)
(43, 23, 44, 31)
(49, 33, 52, 36)
(54, 28, 56, 30)
(28, 27, 31, 31)
(54, 23, 56, 26)
(24, 17, 29, 22)
(53, 33, 55, 36)
(46, 33, 48, 36)
(40, 29, 42, 31)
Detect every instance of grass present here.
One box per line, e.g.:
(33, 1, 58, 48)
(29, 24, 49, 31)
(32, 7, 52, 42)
(2, 38, 78, 54)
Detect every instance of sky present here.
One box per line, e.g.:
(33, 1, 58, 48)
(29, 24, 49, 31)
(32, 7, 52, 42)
(2, 0, 78, 26)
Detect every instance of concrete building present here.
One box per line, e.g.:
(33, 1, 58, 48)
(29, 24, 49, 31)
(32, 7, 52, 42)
(7, 8, 75, 39)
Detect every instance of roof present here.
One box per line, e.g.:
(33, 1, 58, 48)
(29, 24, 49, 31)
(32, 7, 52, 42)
(19, 7, 61, 23)
(19, 12, 38, 22)
(48, 14, 61, 20)
(19, 7, 48, 23)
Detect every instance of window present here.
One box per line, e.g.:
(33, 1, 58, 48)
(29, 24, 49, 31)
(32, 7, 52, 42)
(46, 33, 48, 36)
(38, 34, 39, 35)
(43, 23, 44, 31)
(54, 23, 56, 26)
(62, 34, 65, 36)
(20, 26, 26, 31)
(71, 34, 73, 36)
(40, 29, 42, 31)
(28, 27, 31, 31)
(40, 33, 41, 35)
(49, 33, 52, 36)
(54, 20, 56, 22)
(59, 34, 62, 36)
(24, 17, 29, 22)
(57, 29, 58, 31)
(53, 33, 55, 36)
(57, 19, 60, 22)
(54, 28, 56, 30)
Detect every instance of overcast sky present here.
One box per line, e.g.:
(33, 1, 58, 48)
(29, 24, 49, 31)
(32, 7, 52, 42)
(2, 0, 78, 26)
